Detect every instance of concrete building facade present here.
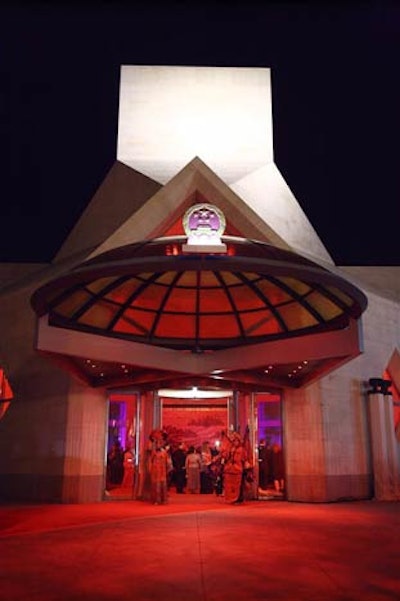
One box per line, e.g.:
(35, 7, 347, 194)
(0, 66, 399, 504)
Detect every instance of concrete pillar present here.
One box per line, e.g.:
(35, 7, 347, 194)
(62, 382, 108, 503)
(228, 392, 239, 431)
(135, 391, 155, 500)
(368, 385, 400, 500)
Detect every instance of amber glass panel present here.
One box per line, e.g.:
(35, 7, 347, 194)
(176, 271, 198, 288)
(229, 283, 266, 310)
(104, 278, 147, 304)
(199, 314, 240, 338)
(254, 278, 292, 305)
(114, 317, 149, 336)
(325, 286, 354, 307)
(200, 271, 221, 287)
(240, 310, 282, 336)
(219, 271, 244, 286)
(78, 299, 119, 328)
(277, 303, 319, 330)
(277, 277, 311, 296)
(240, 272, 262, 282)
(55, 290, 93, 317)
(155, 314, 196, 339)
(163, 287, 197, 313)
(86, 277, 120, 294)
(199, 287, 232, 313)
(304, 291, 342, 320)
(114, 307, 154, 335)
(136, 272, 160, 281)
(153, 272, 181, 285)
(131, 282, 168, 310)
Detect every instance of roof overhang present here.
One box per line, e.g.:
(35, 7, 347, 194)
(31, 236, 367, 390)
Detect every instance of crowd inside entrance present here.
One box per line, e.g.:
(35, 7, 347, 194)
(145, 428, 256, 505)
(106, 429, 286, 503)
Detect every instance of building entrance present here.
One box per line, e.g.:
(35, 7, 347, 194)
(104, 388, 285, 502)
(255, 393, 285, 499)
(105, 392, 138, 500)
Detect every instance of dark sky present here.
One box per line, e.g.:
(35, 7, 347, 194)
(1, 2, 399, 265)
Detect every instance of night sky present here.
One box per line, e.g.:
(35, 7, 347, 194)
(1, 3, 399, 265)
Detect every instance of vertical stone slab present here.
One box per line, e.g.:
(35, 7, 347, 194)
(368, 390, 400, 500)
(117, 65, 273, 185)
(283, 385, 327, 501)
(135, 391, 155, 500)
(62, 382, 108, 503)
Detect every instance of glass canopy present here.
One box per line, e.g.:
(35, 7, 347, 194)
(31, 236, 367, 352)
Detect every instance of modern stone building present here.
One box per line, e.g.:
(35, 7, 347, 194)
(0, 66, 399, 504)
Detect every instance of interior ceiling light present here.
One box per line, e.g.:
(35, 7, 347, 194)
(158, 388, 232, 399)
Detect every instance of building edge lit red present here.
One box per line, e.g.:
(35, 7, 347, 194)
(0, 66, 399, 504)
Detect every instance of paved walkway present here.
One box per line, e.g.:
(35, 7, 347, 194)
(1, 495, 399, 601)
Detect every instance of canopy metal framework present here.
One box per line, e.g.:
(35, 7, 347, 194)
(31, 236, 367, 390)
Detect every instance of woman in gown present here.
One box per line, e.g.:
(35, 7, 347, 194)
(222, 432, 247, 504)
(185, 446, 202, 494)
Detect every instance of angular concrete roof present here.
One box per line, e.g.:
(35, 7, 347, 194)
(55, 66, 334, 269)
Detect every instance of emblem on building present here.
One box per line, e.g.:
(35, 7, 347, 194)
(182, 203, 227, 253)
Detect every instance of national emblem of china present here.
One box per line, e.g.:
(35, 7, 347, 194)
(182, 203, 227, 253)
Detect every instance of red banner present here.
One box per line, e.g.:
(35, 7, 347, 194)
(0, 368, 13, 420)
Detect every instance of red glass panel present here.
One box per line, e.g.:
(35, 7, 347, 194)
(155, 314, 195, 339)
(78, 299, 119, 328)
(131, 282, 167, 310)
(104, 278, 145, 305)
(163, 288, 197, 313)
(114, 307, 154, 335)
(240, 310, 282, 336)
(277, 303, 319, 330)
(229, 283, 266, 310)
(199, 314, 240, 338)
(199, 288, 232, 312)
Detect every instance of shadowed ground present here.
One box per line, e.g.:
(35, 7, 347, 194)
(1, 494, 399, 601)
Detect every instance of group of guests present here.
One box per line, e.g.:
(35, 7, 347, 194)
(258, 438, 285, 493)
(107, 432, 285, 502)
(146, 429, 254, 505)
(106, 440, 135, 491)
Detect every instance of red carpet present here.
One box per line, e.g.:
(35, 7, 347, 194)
(1, 496, 399, 601)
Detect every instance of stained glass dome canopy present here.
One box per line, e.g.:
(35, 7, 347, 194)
(31, 236, 367, 352)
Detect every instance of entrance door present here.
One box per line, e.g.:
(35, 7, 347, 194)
(105, 392, 138, 499)
(160, 390, 232, 496)
(255, 392, 285, 499)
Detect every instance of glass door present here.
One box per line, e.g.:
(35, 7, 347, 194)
(105, 392, 138, 500)
(255, 392, 285, 499)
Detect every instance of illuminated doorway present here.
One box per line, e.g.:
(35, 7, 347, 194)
(104, 387, 285, 502)
(105, 392, 138, 500)
(255, 392, 285, 499)
(160, 389, 232, 451)
(160, 388, 233, 497)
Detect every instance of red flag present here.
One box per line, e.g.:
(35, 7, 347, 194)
(0, 368, 13, 401)
(243, 424, 253, 468)
(0, 368, 13, 420)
